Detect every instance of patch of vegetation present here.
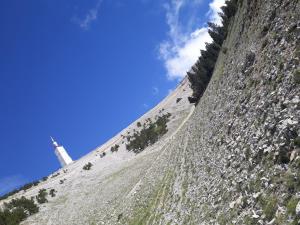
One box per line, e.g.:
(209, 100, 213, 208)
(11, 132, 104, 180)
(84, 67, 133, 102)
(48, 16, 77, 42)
(100, 152, 106, 158)
(126, 113, 171, 154)
(127, 171, 174, 225)
(36, 189, 48, 204)
(0, 197, 39, 225)
(294, 136, 300, 148)
(260, 24, 270, 37)
(83, 162, 93, 170)
(117, 213, 123, 221)
(287, 197, 298, 216)
(244, 215, 258, 225)
(111, 144, 120, 153)
(217, 213, 228, 225)
(294, 69, 300, 84)
(245, 147, 251, 161)
(276, 148, 290, 164)
(137, 122, 142, 127)
(260, 195, 278, 221)
(283, 172, 300, 193)
(188, 0, 238, 103)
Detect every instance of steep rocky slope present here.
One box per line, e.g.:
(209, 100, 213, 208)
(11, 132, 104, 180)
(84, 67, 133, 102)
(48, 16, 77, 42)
(1, 0, 299, 224)
(117, 0, 300, 224)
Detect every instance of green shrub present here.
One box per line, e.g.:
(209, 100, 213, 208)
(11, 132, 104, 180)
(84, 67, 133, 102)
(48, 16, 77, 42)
(83, 162, 93, 170)
(36, 189, 48, 204)
(49, 189, 56, 198)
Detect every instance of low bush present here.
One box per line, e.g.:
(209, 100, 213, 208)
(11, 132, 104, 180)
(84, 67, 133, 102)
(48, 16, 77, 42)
(83, 162, 93, 170)
(176, 98, 182, 103)
(51, 173, 60, 178)
(49, 189, 56, 198)
(111, 144, 120, 153)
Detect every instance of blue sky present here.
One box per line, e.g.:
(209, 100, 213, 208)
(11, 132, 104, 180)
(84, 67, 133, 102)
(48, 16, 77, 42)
(0, 0, 224, 195)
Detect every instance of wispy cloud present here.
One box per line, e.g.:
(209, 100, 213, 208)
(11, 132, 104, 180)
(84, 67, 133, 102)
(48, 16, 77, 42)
(0, 175, 27, 196)
(152, 87, 159, 95)
(74, 0, 103, 30)
(142, 103, 149, 108)
(159, 0, 225, 80)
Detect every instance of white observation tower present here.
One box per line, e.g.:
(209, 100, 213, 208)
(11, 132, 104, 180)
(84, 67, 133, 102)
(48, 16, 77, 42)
(51, 137, 73, 167)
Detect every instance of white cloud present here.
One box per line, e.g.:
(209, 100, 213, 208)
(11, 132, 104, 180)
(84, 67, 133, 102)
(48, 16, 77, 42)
(163, 28, 211, 79)
(0, 175, 27, 195)
(207, 0, 226, 25)
(75, 0, 103, 30)
(159, 0, 225, 80)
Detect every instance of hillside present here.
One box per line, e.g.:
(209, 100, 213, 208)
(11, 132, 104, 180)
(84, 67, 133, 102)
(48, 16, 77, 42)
(1, 78, 194, 225)
(1, 0, 300, 224)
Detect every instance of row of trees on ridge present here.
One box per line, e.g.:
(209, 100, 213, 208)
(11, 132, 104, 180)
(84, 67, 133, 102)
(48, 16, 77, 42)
(188, 0, 238, 103)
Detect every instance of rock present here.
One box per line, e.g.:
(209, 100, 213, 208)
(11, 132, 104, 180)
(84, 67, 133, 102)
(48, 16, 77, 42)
(252, 211, 260, 219)
(267, 218, 275, 225)
(290, 149, 298, 162)
(296, 201, 300, 216)
(236, 196, 243, 206)
(229, 201, 236, 209)
(253, 192, 261, 199)
(291, 96, 300, 104)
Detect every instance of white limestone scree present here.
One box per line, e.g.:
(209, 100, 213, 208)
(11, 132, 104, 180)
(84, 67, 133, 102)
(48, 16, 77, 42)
(51, 137, 73, 167)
